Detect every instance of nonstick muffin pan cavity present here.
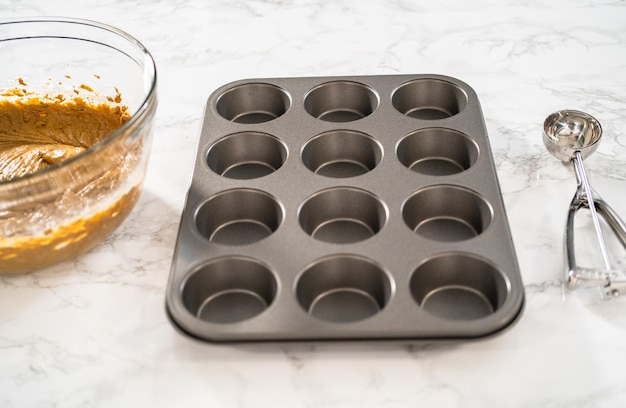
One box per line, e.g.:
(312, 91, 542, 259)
(166, 74, 524, 342)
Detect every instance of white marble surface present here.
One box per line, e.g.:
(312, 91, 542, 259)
(2, 0, 626, 407)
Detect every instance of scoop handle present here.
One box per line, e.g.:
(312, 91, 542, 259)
(565, 156, 626, 296)
(572, 152, 612, 271)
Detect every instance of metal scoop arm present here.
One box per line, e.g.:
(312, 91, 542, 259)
(565, 169, 626, 297)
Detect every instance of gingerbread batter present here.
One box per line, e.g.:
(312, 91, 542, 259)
(0, 83, 143, 273)
(0, 90, 129, 181)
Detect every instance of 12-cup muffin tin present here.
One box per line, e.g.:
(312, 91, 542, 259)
(166, 74, 525, 343)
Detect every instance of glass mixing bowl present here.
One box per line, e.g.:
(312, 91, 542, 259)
(0, 18, 157, 273)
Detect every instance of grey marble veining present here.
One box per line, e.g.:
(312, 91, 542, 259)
(1, 0, 626, 407)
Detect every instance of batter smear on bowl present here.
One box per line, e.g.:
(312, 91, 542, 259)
(0, 86, 130, 181)
(0, 81, 144, 273)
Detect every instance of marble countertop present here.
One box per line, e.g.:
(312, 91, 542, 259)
(2, 0, 626, 407)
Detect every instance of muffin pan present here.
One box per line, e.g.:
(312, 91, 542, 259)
(166, 74, 524, 342)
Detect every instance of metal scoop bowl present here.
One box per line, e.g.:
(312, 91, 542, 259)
(543, 110, 626, 298)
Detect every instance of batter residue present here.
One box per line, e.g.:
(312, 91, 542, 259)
(0, 83, 143, 273)
(0, 90, 130, 181)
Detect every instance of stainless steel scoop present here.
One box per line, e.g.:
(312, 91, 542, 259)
(543, 110, 626, 298)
